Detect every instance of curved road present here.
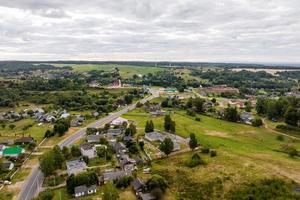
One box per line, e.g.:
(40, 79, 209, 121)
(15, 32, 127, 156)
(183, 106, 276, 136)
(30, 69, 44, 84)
(17, 90, 159, 200)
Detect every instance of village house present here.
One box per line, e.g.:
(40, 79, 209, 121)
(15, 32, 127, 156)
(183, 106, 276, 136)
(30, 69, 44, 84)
(2, 147, 25, 158)
(240, 112, 254, 125)
(87, 134, 101, 143)
(101, 170, 130, 184)
(71, 115, 85, 127)
(14, 137, 34, 145)
(113, 142, 128, 155)
(1, 162, 14, 170)
(74, 185, 97, 198)
(229, 99, 245, 109)
(132, 178, 144, 194)
(119, 154, 136, 171)
(80, 143, 97, 159)
(66, 159, 87, 175)
(145, 132, 165, 142)
(110, 117, 128, 126)
(145, 132, 180, 151)
(107, 128, 123, 137)
(199, 86, 239, 95)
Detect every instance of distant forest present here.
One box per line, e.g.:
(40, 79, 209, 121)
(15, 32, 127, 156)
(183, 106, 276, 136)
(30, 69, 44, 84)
(0, 61, 299, 70)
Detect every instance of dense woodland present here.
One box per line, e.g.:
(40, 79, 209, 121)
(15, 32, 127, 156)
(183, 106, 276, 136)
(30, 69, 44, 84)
(190, 69, 298, 94)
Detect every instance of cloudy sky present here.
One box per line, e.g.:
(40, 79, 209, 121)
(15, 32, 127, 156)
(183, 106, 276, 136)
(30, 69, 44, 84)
(0, 0, 299, 63)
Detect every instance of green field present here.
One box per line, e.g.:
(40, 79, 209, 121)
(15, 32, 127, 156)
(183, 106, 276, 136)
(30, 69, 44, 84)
(53, 63, 165, 78)
(123, 107, 300, 199)
(0, 118, 50, 143)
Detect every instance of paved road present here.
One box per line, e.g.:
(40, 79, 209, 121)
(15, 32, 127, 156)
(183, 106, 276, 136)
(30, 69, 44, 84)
(17, 90, 159, 200)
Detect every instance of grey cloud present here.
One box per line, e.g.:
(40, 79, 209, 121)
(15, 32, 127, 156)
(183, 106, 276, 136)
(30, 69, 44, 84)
(0, 0, 299, 62)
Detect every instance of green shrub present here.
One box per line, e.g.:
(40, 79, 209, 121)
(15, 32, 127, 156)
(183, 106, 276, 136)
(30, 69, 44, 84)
(276, 124, 300, 132)
(115, 175, 133, 188)
(185, 153, 206, 168)
(195, 117, 201, 121)
(210, 150, 217, 157)
(252, 118, 263, 127)
(201, 147, 210, 154)
(276, 135, 284, 141)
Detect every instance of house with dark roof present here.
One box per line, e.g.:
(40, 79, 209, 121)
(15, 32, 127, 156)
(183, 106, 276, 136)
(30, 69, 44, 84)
(1, 162, 14, 170)
(80, 143, 97, 159)
(74, 185, 97, 197)
(119, 154, 136, 171)
(107, 129, 123, 137)
(114, 142, 128, 155)
(102, 170, 130, 183)
(14, 137, 34, 145)
(87, 134, 101, 143)
(240, 112, 254, 125)
(66, 159, 87, 175)
(132, 178, 145, 193)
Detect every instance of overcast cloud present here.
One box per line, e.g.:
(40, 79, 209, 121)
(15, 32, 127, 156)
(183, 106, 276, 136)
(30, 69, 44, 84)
(0, 0, 299, 63)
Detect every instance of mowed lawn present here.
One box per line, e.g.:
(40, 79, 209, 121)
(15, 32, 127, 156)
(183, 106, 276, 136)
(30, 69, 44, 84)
(123, 108, 300, 184)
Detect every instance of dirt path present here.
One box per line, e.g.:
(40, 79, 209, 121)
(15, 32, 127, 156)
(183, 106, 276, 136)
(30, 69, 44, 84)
(262, 118, 299, 141)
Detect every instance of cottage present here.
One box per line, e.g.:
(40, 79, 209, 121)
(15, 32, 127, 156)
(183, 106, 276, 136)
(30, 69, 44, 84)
(102, 170, 130, 183)
(14, 137, 34, 145)
(119, 154, 136, 171)
(110, 117, 128, 126)
(114, 142, 128, 155)
(87, 135, 101, 143)
(123, 135, 133, 142)
(74, 185, 97, 197)
(60, 113, 70, 119)
(107, 129, 123, 137)
(145, 132, 165, 142)
(80, 143, 97, 159)
(66, 159, 87, 175)
(2, 147, 24, 158)
(1, 162, 14, 170)
(132, 178, 144, 193)
(240, 112, 254, 125)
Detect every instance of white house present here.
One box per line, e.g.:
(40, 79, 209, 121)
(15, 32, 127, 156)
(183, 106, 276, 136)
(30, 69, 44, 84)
(74, 185, 97, 197)
(80, 143, 97, 159)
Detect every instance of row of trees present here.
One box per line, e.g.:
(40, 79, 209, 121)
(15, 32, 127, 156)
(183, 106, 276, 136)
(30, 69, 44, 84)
(44, 119, 70, 138)
(256, 97, 300, 127)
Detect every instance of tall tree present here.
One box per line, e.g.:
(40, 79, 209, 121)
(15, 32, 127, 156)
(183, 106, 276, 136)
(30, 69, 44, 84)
(189, 133, 198, 150)
(170, 120, 176, 133)
(159, 138, 174, 156)
(103, 182, 119, 200)
(284, 107, 299, 127)
(164, 115, 172, 131)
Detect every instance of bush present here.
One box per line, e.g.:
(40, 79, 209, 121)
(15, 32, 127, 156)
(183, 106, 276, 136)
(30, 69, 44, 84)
(201, 147, 210, 154)
(252, 118, 263, 127)
(195, 117, 201, 121)
(186, 109, 195, 117)
(38, 189, 54, 200)
(281, 144, 298, 158)
(276, 124, 300, 132)
(185, 153, 206, 168)
(115, 175, 133, 188)
(210, 150, 217, 157)
(276, 135, 284, 141)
